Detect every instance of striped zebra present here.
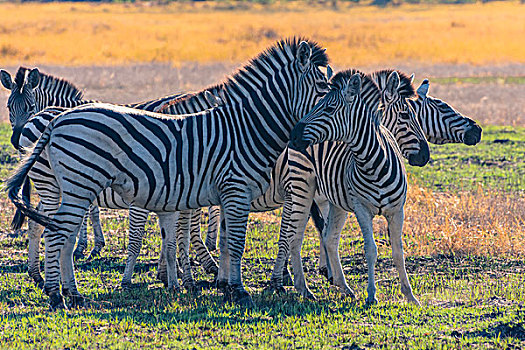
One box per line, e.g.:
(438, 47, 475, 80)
(17, 90, 223, 288)
(7, 38, 331, 309)
(313, 74, 483, 284)
(282, 70, 420, 305)
(155, 68, 430, 288)
(409, 79, 481, 145)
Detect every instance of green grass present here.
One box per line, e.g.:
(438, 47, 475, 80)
(0, 123, 524, 349)
(408, 125, 525, 192)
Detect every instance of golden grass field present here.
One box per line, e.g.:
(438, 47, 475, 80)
(1, 1, 525, 67)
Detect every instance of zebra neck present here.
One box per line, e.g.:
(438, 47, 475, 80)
(349, 122, 389, 172)
(407, 98, 424, 128)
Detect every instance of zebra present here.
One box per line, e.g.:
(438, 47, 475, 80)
(409, 79, 482, 145)
(154, 68, 430, 288)
(16, 89, 223, 289)
(281, 70, 420, 305)
(312, 74, 483, 285)
(6, 38, 331, 309)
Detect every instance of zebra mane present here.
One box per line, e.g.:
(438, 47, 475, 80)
(175, 37, 329, 106)
(14, 67, 28, 91)
(15, 66, 84, 101)
(330, 69, 382, 127)
(371, 69, 416, 98)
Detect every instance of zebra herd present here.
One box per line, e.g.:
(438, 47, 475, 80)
(1, 37, 482, 310)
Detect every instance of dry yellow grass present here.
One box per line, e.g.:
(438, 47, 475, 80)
(402, 182, 525, 257)
(1, 180, 523, 258)
(1, 2, 525, 67)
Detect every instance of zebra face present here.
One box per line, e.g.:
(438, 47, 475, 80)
(1, 68, 40, 149)
(291, 41, 331, 123)
(381, 71, 429, 167)
(413, 79, 482, 146)
(290, 73, 364, 152)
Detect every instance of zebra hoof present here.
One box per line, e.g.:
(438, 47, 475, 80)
(157, 271, 168, 286)
(264, 280, 286, 296)
(231, 288, 254, 308)
(195, 280, 215, 290)
(184, 283, 200, 297)
(68, 294, 85, 309)
(31, 274, 45, 289)
(49, 292, 66, 311)
(282, 271, 293, 287)
(365, 296, 378, 307)
(301, 289, 316, 301)
(73, 250, 85, 261)
(319, 266, 329, 280)
(121, 281, 134, 291)
(87, 248, 102, 261)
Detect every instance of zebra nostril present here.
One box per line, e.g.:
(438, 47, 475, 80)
(11, 129, 21, 150)
(464, 124, 482, 145)
(408, 140, 430, 167)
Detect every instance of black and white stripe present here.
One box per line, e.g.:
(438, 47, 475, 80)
(7, 38, 330, 309)
(410, 79, 482, 145)
(17, 90, 223, 288)
(279, 70, 421, 305)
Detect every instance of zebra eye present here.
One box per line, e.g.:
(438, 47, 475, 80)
(317, 82, 329, 91)
(324, 106, 336, 114)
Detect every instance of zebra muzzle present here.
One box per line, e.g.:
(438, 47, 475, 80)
(289, 122, 311, 151)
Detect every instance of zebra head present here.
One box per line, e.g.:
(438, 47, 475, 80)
(290, 40, 331, 122)
(289, 72, 367, 152)
(371, 70, 430, 167)
(1, 68, 40, 149)
(409, 79, 482, 145)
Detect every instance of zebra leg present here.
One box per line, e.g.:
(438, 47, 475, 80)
(205, 205, 220, 252)
(322, 205, 354, 297)
(121, 207, 150, 288)
(157, 212, 180, 292)
(220, 189, 253, 307)
(386, 209, 420, 306)
(288, 197, 317, 300)
(190, 208, 219, 278)
(60, 221, 86, 309)
(353, 201, 378, 305)
(44, 198, 91, 310)
(73, 212, 89, 261)
(156, 221, 168, 287)
(27, 203, 45, 288)
(314, 197, 332, 282)
(216, 206, 230, 298)
(270, 193, 294, 294)
(88, 205, 105, 260)
(176, 210, 196, 293)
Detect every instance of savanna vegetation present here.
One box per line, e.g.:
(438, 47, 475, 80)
(0, 123, 524, 348)
(1, 1, 525, 67)
(1, 1, 524, 348)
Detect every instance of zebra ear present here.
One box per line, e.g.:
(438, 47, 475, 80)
(417, 79, 429, 99)
(296, 41, 312, 70)
(326, 65, 334, 80)
(204, 90, 222, 107)
(345, 73, 361, 102)
(0, 70, 13, 90)
(386, 71, 400, 97)
(27, 68, 40, 89)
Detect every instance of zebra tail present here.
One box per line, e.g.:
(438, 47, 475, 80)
(5, 123, 57, 231)
(310, 200, 325, 234)
(11, 178, 32, 230)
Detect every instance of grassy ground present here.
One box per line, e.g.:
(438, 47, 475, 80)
(0, 121, 524, 348)
(1, 2, 525, 67)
